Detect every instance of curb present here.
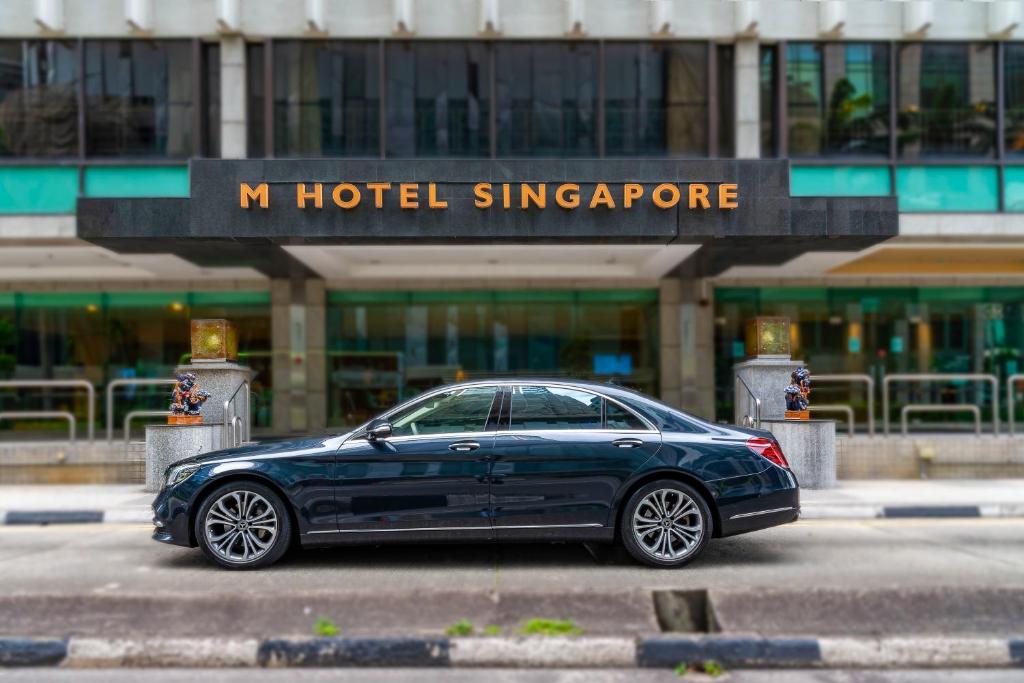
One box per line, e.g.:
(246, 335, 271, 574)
(0, 510, 151, 525)
(1, 635, 1021, 669)
(800, 504, 1024, 520)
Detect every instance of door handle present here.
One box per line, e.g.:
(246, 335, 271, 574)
(449, 441, 480, 452)
(612, 438, 643, 448)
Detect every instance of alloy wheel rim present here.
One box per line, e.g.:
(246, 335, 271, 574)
(632, 488, 703, 561)
(204, 490, 278, 563)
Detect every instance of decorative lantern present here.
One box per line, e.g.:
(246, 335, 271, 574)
(744, 316, 791, 359)
(190, 319, 238, 363)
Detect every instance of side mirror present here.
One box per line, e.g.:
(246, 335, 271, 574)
(366, 420, 392, 441)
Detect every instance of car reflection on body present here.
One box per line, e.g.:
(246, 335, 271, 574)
(152, 379, 799, 569)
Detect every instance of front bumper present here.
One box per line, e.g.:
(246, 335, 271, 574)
(151, 483, 196, 547)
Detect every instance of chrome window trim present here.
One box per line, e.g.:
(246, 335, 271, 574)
(309, 522, 604, 535)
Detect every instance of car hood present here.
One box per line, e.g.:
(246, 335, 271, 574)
(177, 432, 353, 468)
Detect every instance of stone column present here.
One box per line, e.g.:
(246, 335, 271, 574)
(660, 275, 716, 420)
(305, 279, 327, 433)
(270, 277, 327, 434)
(220, 36, 247, 159)
(270, 279, 291, 433)
(734, 38, 760, 159)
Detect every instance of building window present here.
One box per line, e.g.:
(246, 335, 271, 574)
(604, 42, 708, 156)
(203, 43, 221, 158)
(787, 42, 889, 157)
(495, 42, 597, 157)
(273, 41, 380, 157)
(759, 45, 776, 157)
(246, 43, 265, 158)
(897, 43, 995, 158)
(0, 40, 78, 157)
(386, 42, 489, 157)
(84, 40, 195, 157)
(1004, 43, 1024, 156)
(716, 45, 735, 157)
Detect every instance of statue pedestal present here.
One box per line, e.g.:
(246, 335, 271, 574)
(761, 418, 836, 489)
(175, 361, 253, 426)
(144, 423, 221, 492)
(734, 358, 803, 422)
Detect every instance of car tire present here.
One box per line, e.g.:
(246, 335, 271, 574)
(194, 481, 292, 570)
(619, 479, 713, 568)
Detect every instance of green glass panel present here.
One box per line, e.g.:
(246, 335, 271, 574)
(410, 291, 491, 304)
(493, 291, 574, 303)
(189, 291, 270, 306)
(790, 166, 891, 197)
(0, 293, 16, 308)
(1003, 167, 1024, 211)
(895, 166, 998, 212)
(106, 292, 188, 308)
(329, 291, 410, 304)
(0, 167, 78, 214)
(83, 166, 189, 198)
(18, 292, 102, 309)
(758, 287, 829, 303)
(578, 289, 658, 303)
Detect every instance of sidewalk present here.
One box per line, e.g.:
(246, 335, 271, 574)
(2, 480, 1024, 525)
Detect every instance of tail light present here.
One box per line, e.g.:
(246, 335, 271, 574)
(746, 437, 789, 468)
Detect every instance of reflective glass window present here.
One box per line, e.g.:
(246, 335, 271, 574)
(897, 43, 995, 158)
(0, 40, 78, 156)
(509, 385, 602, 431)
(389, 386, 498, 437)
(604, 42, 707, 156)
(84, 40, 195, 157)
(1004, 43, 1024, 155)
(274, 41, 380, 157)
(606, 402, 646, 430)
(495, 42, 597, 156)
(760, 45, 776, 157)
(386, 42, 489, 157)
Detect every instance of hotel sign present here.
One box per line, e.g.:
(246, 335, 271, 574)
(238, 181, 740, 212)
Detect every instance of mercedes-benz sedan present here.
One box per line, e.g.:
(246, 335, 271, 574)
(152, 380, 799, 569)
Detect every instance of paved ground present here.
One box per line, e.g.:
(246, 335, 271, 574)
(1, 518, 1022, 637)
(2, 669, 1023, 682)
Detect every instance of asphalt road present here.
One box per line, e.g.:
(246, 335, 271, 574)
(1, 519, 1022, 637)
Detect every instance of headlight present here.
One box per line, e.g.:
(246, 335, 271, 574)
(165, 464, 200, 487)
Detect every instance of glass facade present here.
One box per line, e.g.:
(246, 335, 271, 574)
(0, 292, 272, 439)
(0, 40, 78, 157)
(715, 287, 1022, 426)
(326, 290, 658, 428)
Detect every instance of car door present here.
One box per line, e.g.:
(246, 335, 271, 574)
(332, 384, 500, 542)
(490, 383, 662, 540)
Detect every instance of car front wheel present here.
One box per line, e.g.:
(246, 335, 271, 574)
(619, 479, 712, 568)
(195, 481, 292, 570)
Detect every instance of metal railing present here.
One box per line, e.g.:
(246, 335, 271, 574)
(901, 404, 981, 436)
(0, 411, 75, 441)
(734, 374, 761, 429)
(105, 378, 176, 442)
(0, 380, 95, 441)
(809, 404, 855, 436)
(1007, 374, 1024, 436)
(123, 410, 169, 446)
(813, 373, 875, 436)
(882, 373, 999, 436)
(222, 380, 251, 449)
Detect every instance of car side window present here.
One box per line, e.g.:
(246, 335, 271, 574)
(388, 386, 499, 437)
(509, 385, 602, 430)
(605, 402, 647, 430)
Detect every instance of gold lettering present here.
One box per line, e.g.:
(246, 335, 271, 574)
(555, 184, 580, 209)
(719, 183, 739, 209)
(399, 183, 419, 209)
(474, 183, 493, 208)
(589, 183, 615, 209)
(366, 182, 391, 208)
(688, 183, 710, 209)
(240, 182, 268, 209)
(427, 183, 448, 209)
(520, 183, 546, 210)
(296, 183, 323, 209)
(501, 183, 511, 209)
(652, 183, 681, 209)
(331, 183, 361, 209)
(623, 183, 643, 208)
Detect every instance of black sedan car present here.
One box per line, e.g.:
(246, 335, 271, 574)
(152, 380, 798, 569)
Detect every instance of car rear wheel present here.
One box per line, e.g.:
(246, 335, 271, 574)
(195, 481, 292, 570)
(619, 479, 712, 568)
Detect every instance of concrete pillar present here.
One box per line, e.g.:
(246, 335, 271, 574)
(271, 277, 327, 434)
(270, 279, 291, 433)
(734, 38, 760, 159)
(220, 36, 247, 159)
(305, 279, 327, 433)
(660, 275, 716, 420)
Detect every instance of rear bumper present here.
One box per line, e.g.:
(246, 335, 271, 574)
(715, 466, 800, 537)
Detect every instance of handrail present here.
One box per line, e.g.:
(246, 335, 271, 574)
(123, 410, 168, 446)
(0, 380, 94, 441)
(813, 373, 875, 437)
(222, 380, 250, 449)
(106, 378, 177, 442)
(883, 373, 998, 436)
(809, 404, 855, 436)
(1007, 374, 1024, 435)
(734, 374, 761, 429)
(0, 411, 75, 441)
(901, 404, 981, 436)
